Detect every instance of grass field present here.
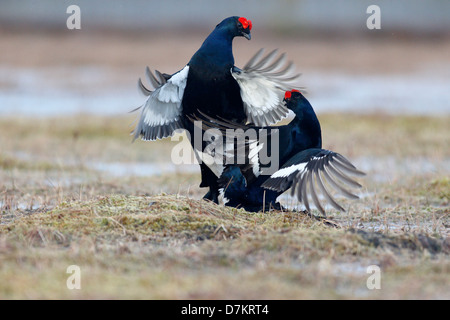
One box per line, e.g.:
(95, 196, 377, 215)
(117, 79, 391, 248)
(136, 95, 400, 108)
(1, 113, 448, 299)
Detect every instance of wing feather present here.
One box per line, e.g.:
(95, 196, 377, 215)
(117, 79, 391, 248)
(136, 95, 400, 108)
(261, 149, 365, 215)
(133, 66, 189, 141)
(232, 49, 302, 127)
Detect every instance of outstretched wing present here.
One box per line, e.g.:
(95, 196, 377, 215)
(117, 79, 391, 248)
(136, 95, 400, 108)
(133, 66, 189, 141)
(262, 149, 365, 215)
(232, 49, 302, 127)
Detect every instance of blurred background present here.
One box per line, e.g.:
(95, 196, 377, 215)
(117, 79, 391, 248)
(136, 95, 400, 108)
(1, 0, 449, 116)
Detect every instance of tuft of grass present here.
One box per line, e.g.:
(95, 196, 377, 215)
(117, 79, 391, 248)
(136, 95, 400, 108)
(1, 194, 448, 299)
(428, 177, 449, 201)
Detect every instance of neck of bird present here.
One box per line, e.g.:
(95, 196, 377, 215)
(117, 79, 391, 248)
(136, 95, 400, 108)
(191, 29, 235, 69)
(293, 106, 322, 149)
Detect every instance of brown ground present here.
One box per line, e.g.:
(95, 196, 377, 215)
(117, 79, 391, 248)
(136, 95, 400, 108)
(2, 28, 450, 73)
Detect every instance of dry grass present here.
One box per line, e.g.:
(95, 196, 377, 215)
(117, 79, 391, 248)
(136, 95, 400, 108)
(0, 113, 449, 299)
(1, 194, 448, 299)
(320, 113, 450, 159)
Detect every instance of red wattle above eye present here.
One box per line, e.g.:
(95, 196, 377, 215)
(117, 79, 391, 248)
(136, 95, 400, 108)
(238, 17, 251, 30)
(284, 91, 292, 99)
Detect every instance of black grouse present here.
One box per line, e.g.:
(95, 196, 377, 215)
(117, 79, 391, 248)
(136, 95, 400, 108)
(196, 90, 365, 215)
(133, 16, 301, 203)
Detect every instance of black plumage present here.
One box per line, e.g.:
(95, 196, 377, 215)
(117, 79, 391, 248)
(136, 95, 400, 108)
(197, 90, 365, 215)
(133, 17, 301, 202)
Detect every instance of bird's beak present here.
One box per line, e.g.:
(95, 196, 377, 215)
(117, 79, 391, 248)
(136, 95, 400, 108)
(242, 31, 251, 40)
